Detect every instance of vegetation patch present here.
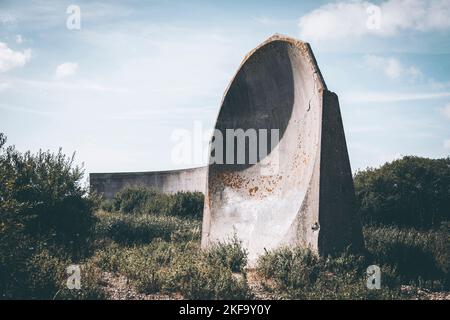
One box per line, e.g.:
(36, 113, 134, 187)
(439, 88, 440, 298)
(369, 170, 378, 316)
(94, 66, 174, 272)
(108, 187, 204, 218)
(354, 156, 450, 229)
(1, 135, 448, 300)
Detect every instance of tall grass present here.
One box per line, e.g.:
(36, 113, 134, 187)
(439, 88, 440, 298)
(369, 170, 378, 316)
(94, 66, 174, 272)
(256, 224, 449, 299)
(94, 210, 201, 245)
(92, 224, 251, 299)
(257, 247, 404, 300)
(364, 224, 449, 290)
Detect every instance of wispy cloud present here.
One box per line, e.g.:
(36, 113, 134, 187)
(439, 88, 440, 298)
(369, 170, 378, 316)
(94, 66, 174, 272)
(2, 1, 133, 29)
(298, 0, 450, 41)
(55, 62, 79, 80)
(364, 54, 422, 80)
(0, 42, 31, 73)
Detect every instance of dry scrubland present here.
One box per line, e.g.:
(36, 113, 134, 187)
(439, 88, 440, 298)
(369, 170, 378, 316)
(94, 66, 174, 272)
(1, 133, 449, 299)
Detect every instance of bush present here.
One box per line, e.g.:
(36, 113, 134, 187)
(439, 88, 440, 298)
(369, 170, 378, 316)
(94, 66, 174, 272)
(0, 133, 97, 298)
(1, 247, 105, 300)
(57, 262, 106, 300)
(205, 234, 248, 272)
(364, 225, 449, 290)
(23, 249, 66, 299)
(112, 187, 168, 214)
(170, 192, 204, 218)
(162, 239, 252, 300)
(111, 187, 204, 218)
(100, 199, 114, 212)
(0, 133, 97, 255)
(117, 244, 170, 293)
(164, 253, 252, 300)
(354, 156, 450, 229)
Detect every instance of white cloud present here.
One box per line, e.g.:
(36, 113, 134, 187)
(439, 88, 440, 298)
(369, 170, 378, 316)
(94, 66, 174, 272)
(298, 0, 450, 41)
(444, 139, 450, 149)
(16, 35, 23, 44)
(364, 54, 423, 80)
(439, 104, 450, 120)
(0, 42, 31, 73)
(299, 1, 371, 41)
(55, 62, 79, 80)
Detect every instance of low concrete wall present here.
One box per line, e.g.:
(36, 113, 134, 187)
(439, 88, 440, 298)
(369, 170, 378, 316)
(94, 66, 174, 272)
(90, 167, 207, 199)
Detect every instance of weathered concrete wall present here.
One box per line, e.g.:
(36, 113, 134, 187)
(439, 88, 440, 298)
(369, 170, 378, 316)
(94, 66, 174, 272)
(201, 35, 364, 264)
(90, 167, 207, 199)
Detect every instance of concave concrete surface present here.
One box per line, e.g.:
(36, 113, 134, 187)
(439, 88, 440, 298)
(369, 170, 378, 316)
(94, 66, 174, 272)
(201, 35, 364, 264)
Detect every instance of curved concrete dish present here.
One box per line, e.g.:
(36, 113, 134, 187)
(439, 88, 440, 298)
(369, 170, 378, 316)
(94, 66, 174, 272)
(201, 35, 364, 264)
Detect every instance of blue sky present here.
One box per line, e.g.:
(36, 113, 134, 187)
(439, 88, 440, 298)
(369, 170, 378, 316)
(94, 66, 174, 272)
(1, 0, 449, 175)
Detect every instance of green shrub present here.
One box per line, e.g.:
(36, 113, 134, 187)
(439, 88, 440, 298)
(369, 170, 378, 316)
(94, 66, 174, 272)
(91, 242, 124, 273)
(0, 133, 96, 248)
(162, 241, 252, 300)
(0, 133, 97, 298)
(205, 234, 248, 272)
(24, 249, 66, 299)
(100, 199, 114, 212)
(354, 156, 450, 229)
(164, 254, 252, 300)
(57, 262, 106, 300)
(118, 245, 168, 293)
(435, 222, 450, 275)
(113, 187, 167, 214)
(364, 225, 449, 290)
(111, 187, 204, 218)
(170, 192, 204, 218)
(0, 233, 32, 299)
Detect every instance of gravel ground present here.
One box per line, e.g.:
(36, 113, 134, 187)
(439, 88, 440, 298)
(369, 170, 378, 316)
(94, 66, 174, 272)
(401, 285, 450, 300)
(101, 272, 183, 300)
